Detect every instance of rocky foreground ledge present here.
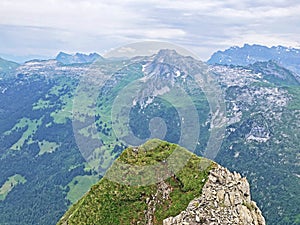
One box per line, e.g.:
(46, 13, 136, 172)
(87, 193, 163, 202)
(163, 165, 265, 225)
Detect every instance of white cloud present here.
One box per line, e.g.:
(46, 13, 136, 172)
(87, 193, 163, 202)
(0, 0, 299, 61)
(117, 47, 136, 54)
(0, 0, 140, 32)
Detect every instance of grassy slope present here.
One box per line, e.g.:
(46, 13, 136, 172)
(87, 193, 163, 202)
(5, 117, 43, 150)
(0, 58, 19, 72)
(57, 139, 214, 225)
(286, 86, 300, 110)
(0, 174, 26, 201)
(38, 140, 60, 156)
(66, 175, 100, 204)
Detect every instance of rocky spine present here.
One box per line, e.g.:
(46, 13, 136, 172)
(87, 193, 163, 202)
(163, 165, 265, 225)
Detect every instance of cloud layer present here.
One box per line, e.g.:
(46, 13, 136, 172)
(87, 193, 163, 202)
(0, 0, 299, 61)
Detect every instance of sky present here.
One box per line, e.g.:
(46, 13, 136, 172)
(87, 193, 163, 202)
(0, 0, 300, 62)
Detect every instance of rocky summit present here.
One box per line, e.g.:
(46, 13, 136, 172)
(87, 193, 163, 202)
(163, 165, 265, 225)
(57, 139, 265, 225)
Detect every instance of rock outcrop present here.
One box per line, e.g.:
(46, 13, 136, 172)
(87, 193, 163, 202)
(163, 165, 265, 225)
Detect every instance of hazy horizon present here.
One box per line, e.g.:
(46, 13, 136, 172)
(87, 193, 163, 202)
(1, 0, 300, 62)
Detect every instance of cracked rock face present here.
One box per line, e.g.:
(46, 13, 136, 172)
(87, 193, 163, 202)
(163, 165, 265, 225)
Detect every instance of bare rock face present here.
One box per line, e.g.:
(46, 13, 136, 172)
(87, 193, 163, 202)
(163, 165, 265, 225)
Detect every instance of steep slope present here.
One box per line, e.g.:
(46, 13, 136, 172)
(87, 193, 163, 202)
(248, 60, 300, 85)
(207, 44, 300, 74)
(57, 139, 265, 225)
(210, 63, 300, 224)
(164, 164, 265, 225)
(0, 57, 19, 73)
(0, 62, 90, 225)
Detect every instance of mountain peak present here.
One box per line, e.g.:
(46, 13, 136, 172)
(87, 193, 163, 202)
(157, 49, 178, 56)
(147, 48, 197, 71)
(57, 139, 265, 225)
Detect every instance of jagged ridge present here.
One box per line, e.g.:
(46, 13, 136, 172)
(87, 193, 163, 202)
(207, 44, 300, 75)
(56, 52, 103, 65)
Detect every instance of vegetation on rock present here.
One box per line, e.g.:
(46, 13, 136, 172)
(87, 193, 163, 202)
(57, 139, 213, 225)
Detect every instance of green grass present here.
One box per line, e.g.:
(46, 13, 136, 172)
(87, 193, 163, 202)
(252, 81, 276, 88)
(74, 64, 144, 172)
(33, 76, 76, 123)
(243, 201, 255, 211)
(286, 86, 300, 110)
(118, 139, 175, 166)
(38, 140, 60, 156)
(51, 106, 72, 124)
(8, 118, 42, 150)
(4, 117, 29, 135)
(57, 139, 214, 225)
(66, 175, 99, 204)
(294, 214, 300, 224)
(78, 124, 99, 139)
(0, 174, 26, 201)
(32, 99, 51, 110)
(51, 84, 74, 124)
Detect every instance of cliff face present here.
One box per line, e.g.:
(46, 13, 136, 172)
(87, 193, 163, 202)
(164, 165, 265, 225)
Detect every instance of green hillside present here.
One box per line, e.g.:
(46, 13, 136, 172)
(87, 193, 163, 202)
(57, 139, 214, 225)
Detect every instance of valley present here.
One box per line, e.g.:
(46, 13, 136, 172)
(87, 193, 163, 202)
(0, 45, 299, 224)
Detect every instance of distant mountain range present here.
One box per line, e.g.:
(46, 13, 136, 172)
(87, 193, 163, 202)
(208, 44, 300, 74)
(0, 52, 103, 67)
(2, 44, 300, 71)
(55, 52, 103, 65)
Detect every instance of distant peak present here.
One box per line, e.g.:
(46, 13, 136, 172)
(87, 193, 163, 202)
(56, 52, 100, 57)
(207, 43, 300, 75)
(153, 49, 188, 62)
(57, 51, 70, 56)
(158, 49, 178, 54)
(156, 49, 179, 57)
(55, 52, 103, 65)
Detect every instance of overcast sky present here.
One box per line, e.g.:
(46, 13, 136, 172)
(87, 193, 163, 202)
(0, 0, 300, 62)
